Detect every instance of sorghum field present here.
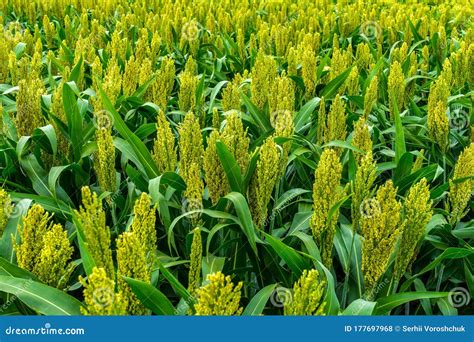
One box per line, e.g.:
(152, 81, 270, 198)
(0, 0, 472, 317)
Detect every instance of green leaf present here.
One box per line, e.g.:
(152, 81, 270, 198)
(0, 199, 32, 263)
(156, 259, 195, 307)
(240, 92, 272, 132)
(98, 83, 159, 179)
(341, 299, 376, 315)
(0, 257, 38, 280)
(216, 141, 243, 193)
(323, 140, 364, 154)
(264, 233, 310, 277)
(63, 82, 83, 162)
(0, 275, 83, 315)
(223, 192, 258, 255)
(413, 248, 474, 277)
(243, 284, 277, 316)
(392, 93, 406, 163)
(124, 277, 176, 315)
(320, 67, 353, 99)
(71, 214, 96, 276)
(202, 254, 226, 280)
(374, 292, 449, 315)
(294, 97, 320, 133)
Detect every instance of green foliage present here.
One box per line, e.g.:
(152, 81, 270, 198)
(0, 0, 472, 317)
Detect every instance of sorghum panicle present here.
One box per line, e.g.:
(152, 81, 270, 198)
(195, 272, 243, 316)
(394, 178, 432, 280)
(361, 180, 401, 296)
(75, 187, 114, 278)
(447, 143, 474, 225)
(80, 267, 127, 316)
(116, 231, 150, 315)
(248, 136, 280, 228)
(310, 148, 344, 267)
(188, 227, 202, 294)
(152, 109, 178, 173)
(284, 269, 327, 316)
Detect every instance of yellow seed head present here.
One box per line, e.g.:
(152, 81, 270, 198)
(361, 180, 401, 295)
(203, 130, 228, 204)
(251, 51, 277, 110)
(130, 193, 157, 270)
(0, 188, 12, 237)
(447, 143, 474, 224)
(427, 100, 449, 153)
(116, 231, 150, 315)
(412, 149, 425, 173)
(268, 73, 295, 116)
(221, 111, 250, 173)
(195, 272, 243, 316)
(33, 223, 75, 289)
(16, 76, 44, 136)
(75, 187, 114, 278)
(178, 111, 204, 183)
(310, 148, 344, 267)
(387, 61, 405, 119)
(394, 178, 432, 280)
(324, 95, 347, 152)
(80, 267, 127, 316)
(352, 118, 372, 164)
(94, 112, 117, 193)
(222, 75, 242, 112)
(317, 98, 326, 145)
(14, 204, 52, 273)
(184, 162, 204, 225)
(249, 137, 280, 227)
(284, 269, 326, 316)
(178, 58, 198, 112)
(152, 109, 178, 173)
(351, 151, 377, 231)
(301, 47, 317, 97)
(363, 76, 378, 119)
(150, 57, 175, 110)
(188, 227, 202, 294)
